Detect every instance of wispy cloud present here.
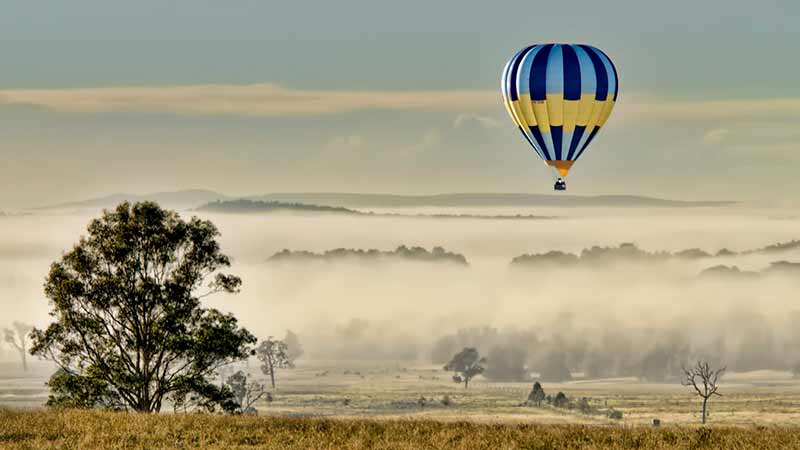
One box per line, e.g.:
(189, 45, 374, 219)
(453, 113, 500, 129)
(703, 128, 730, 143)
(0, 84, 497, 117)
(616, 95, 800, 121)
(1, 84, 799, 123)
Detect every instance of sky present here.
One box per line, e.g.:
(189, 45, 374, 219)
(1, 0, 798, 208)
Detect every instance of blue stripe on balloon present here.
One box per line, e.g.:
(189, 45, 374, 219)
(551, 125, 563, 160)
(529, 126, 552, 161)
(594, 47, 619, 101)
(507, 46, 533, 101)
(518, 127, 546, 160)
(501, 56, 513, 100)
(580, 45, 608, 100)
(566, 125, 585, 160)
(573, 45, 597, 95)
(545, 44, 564, 95)
(562, 45, 581, 101)
(574, 127, 599, 161)
(516, 45, 543, 96)
(529, 44, 553, 101)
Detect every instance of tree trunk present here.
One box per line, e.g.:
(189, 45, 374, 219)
(464, 377, 469, 389)
(702, 397, 708, 424)
(19, 349, 27, 372)
(269, 358, 276, 388)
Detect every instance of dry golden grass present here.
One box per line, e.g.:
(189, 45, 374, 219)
(2, 409, 800, 450)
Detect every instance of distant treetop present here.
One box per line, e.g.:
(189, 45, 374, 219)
(268, 245, 468, 266)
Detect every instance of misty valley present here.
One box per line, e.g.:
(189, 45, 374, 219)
(2, 203, 800, 426)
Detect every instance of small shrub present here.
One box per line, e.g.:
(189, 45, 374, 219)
(553, 392, 569, 408)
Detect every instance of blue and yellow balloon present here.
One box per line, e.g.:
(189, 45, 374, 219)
(501, 44, 619, 191)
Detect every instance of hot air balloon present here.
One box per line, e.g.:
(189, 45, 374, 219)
(501, 44, 618, 191)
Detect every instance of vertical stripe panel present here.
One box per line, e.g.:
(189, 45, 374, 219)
(566, 125, 586, 160)
(580, 45, 608, 100)
(561, 45, 582, 101)
(593, 47, 619, 101)
(529, 44, 553, 101)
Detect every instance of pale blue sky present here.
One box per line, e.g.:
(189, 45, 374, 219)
(1, 1, 798, 207)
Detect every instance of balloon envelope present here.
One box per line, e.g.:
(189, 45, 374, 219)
(501, 44, 619, 177)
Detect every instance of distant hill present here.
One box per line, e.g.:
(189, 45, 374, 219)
(249, 193, 736, 208)
(268, 245, 469, 266)
(35, 190, 737, 212)
(197, 199, 361, 215)
(196, 199, 555, 220)
(37, 189, 231, 211)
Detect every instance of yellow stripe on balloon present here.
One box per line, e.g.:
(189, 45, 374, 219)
(584, 98, 605, 132)
(509, 99, 529, 129)
(518, 93, 538, 126)
(562, 99, 579, 132)
(596, 98, 616, 127)
(502, 94, 516, 123)
(546, 93, 564, 127)
(576, 93, 595, 127)
(532, 100, 550, 133)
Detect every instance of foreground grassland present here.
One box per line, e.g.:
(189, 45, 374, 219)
(5, 361, 800, 426)
(2, 409, 800, 450)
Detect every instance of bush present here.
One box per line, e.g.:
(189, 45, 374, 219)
(553, 392, 569, 408)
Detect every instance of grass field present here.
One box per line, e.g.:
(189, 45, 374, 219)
(3, 360, 800, 427)
(3, 409, 800, 450)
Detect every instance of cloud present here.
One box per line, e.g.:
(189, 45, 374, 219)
(453, 113, 500, 129)
(703, 128, 730, 143)
(0, 84, 497, 118)
(616, 95, 800, 122)
(327, 134, 366, 149)
(1, 84, 799, 124)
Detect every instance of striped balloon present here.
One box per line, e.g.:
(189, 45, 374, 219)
(501, 44, 618, 178)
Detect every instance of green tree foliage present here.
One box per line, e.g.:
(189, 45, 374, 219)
(527, 381, 546, 406)
(256, 337, 291, 388)
(29, 202, 256, 413)
(45, 368, 121, 409)
(443, 347, 486, 389)
(3, 321, 32, 371)
(553, 391, 569, 408)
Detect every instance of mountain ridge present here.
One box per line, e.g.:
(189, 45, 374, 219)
(34, 190, 738, 211)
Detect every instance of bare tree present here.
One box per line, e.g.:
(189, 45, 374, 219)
(681, 361, 725, 424)
(3, 322, 33, 371)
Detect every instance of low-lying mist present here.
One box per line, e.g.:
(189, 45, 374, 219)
(1, 206, 800, 379)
